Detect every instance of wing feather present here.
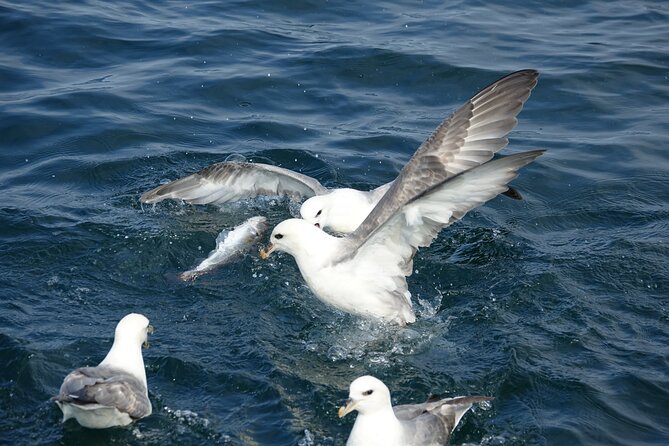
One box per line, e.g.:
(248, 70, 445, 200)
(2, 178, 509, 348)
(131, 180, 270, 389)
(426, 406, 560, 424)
(338, 151, 544, 273)
(54, 366, 151, 419)
(140, 162, 328, 204)
(395, 395, 493, 443)
(346, 70, 539, 250)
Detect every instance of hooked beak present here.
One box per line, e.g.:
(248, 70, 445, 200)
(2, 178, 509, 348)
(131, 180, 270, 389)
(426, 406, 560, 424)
(259, 243, 276, 260)
(338, 398, 357, 418)
(143, 324, 155, 349)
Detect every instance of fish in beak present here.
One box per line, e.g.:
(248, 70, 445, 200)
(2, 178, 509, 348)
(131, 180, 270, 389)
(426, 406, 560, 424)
(338, 398, 357, 418)
(143, 324, 155, 349)
(259, 243, 276, 260)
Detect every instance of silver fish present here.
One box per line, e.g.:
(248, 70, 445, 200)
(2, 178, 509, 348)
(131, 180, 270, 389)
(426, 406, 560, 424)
(180, 216, 269, 281)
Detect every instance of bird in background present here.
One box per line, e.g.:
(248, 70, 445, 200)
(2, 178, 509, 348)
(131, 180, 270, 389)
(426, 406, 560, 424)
(53, 313, 154, 429)
(339, 375, 492, 446)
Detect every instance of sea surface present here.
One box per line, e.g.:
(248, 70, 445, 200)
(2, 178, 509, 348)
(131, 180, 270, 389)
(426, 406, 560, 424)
(1, 1, 668, 445)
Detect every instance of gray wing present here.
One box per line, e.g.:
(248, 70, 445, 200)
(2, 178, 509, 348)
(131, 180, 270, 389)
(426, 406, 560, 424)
(345, 70, 538, 251)
(338, 150, 544, 266)
(370, 181, 393, 200)
(397, 411, 451, 445)
(54, 366, 151, 419)
(140, 162, 329, 204)
(407, 69, 538, 181)
(395, 396, 493, 445)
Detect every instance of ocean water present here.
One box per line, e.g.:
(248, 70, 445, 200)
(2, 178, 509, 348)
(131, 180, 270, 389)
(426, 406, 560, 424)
(1, 0, 668, 445)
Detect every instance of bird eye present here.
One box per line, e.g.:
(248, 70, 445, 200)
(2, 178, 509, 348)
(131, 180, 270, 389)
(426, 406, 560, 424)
(363, 389, 374, 396)
(275, 234, 284, 240)
(316, 210, 322, 217)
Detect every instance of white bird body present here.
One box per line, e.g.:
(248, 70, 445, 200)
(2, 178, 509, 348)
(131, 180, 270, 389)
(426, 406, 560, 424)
(347, 409, 405, 446)
(300, 185, 391, 233)
(282, 225, 414, 323)
(98, 316, 150, 386)
(263, 151, 543, 324)
(58, 401, 134, 429)
(54, 313, 153, 429)
(340, 376, 492, 446)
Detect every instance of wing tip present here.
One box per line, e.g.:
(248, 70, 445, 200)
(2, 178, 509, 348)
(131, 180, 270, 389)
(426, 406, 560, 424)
(505, 68, 540, 84)
(502, 186, 523, 200)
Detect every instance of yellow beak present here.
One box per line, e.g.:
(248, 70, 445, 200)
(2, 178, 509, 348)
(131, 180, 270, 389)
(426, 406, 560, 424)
(259, 243, 276, 260)
(143, 324, 155, 349)
(338, 398, 357, 418)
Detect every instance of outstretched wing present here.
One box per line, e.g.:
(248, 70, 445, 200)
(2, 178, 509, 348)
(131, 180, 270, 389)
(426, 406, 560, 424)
(338, 151, 544, 274)
(407, 69, 539, 181)
(54, 366, 151, 419)
(395, 395, 493, 444)
(140, 162, 329, 204)
(348, 70, 539, 248)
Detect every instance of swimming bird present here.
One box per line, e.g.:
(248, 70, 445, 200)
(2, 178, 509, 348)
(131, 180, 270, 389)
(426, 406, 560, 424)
(140, 69, 539, 233)
(338, 375, 492, 446)
(53, 313, 154, 429)
(260, 150, 543, 324)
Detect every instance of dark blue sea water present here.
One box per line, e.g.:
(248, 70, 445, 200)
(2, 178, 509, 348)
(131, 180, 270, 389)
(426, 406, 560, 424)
(1, 1, 668, 444)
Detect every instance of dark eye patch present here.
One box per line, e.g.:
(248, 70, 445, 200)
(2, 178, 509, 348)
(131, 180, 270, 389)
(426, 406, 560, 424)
(275, 234, 284, 240)
(363, 389, 374, 396)
(316, 210, 322, 217)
